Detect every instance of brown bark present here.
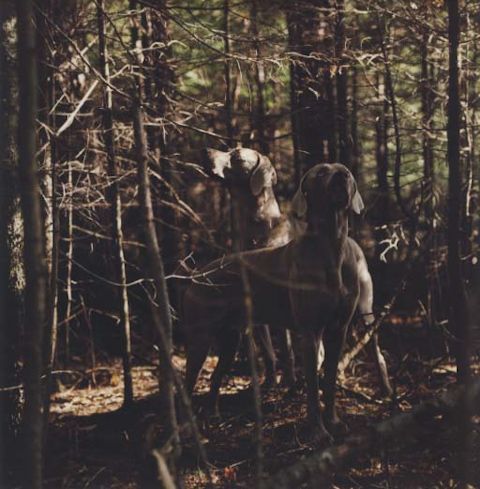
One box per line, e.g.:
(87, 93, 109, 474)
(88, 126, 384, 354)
(375, 72, 390, 221)
(380, 22, 411, 221)
(420, 11, 436, 329)
(130, 11, 216, 480)
(0, 14, 10, 485)
(134, 104, 210, 473)
(17, 1, 48, 487)
(350, 64, 359, 180)
(63, 159, 74, 366)
(133, 101, 180, 462)
(36, 0, 59, 429)
(462, 11, 474, 267)
(223, 0, 234, 147)
(250, 0, 268, 155)
(286, 0, 335, 172)
(335, 0, 349, 167)
(446, 4, 472, 480)
(96, 0, 133, 408)
(446, 0, 469, 384)
(0, 5, 22, 486)
(231, 199, 264, 485)
(140, 2, 179, 280)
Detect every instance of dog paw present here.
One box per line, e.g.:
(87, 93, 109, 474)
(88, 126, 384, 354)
(201, 398, 221, 423)
(280, 374, 297, 390)
(261, 374, 278, 391)
(324, 415, 349, 438)
(283, 378, 303, 398)
(307, 418, 334, 447)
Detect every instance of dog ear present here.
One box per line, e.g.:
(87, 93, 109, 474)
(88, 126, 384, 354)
(289, 181, 308, 237)
(203, 148, 231, 179)
(250, 156, 277, 196)
(291, 184, 307, 219)
(351, 182, 365, 214)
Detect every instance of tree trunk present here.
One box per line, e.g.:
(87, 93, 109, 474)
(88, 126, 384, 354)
(140, 2, 180, 280)
(462, 10, 474, 274)
(17, 1, 48, 487)
(420, 12, 437, 330)
(133, 101, 180, 462)
(446, 0, 469, 383)
(286, 0, 335, 172)
(96, 0, 133, 408)
(375, 72, 389, 221)
(350, 65, 360, 181)
(335, 0, 349, 167)
(381, 21, 411, 221)
(250, 0, 268, 155)
(223, 0, 234, 147)
(0, 5, 23, 486)
(37, 0, 59, 429)
(132, 50, 209, 479)
(131, 1, 180, 467)
(63, 158, 74, 366)
(373, 71, 390, 306)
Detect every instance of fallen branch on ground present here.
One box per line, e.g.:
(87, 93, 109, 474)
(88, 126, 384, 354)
(263, 379, 480, 489)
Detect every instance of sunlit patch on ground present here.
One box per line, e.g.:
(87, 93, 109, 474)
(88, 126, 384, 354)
(46, 354, 480, 488)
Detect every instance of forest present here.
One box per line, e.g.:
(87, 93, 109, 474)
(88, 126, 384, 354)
(1, 0, 479, 487)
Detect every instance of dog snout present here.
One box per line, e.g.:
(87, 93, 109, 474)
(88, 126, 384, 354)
(328, 170, 351, 206)
(330, 170, 349, 188)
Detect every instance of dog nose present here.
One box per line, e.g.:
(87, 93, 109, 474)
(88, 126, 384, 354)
(331, 171, 348, 185)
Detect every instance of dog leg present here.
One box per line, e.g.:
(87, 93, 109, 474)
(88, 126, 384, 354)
(370, 332, 393, 396)
(185, 334, 211, 397)
(256, 324, 277, 388)
(208, 329, 241, 417)
(301, 330, 332, 444)
(322, 325, 348, 437)
(356, 248, 393, 397)
(279, 328, 296, 388)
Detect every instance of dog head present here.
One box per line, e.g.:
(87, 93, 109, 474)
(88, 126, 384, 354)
(203, 147, 277, 196)
(290, 163, 364, 232)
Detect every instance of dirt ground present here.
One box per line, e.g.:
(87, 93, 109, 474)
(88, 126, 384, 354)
(45, 331, 480, 489)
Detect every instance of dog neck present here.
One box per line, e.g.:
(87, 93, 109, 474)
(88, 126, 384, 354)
(305, 207, 349, 265)
(231, 185, 285, 249)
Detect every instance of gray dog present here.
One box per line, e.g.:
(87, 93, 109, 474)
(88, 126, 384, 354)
(203, 147, 290, 250)
(202, 147, 295, 387)
(202, 148, 391, 395)
(184, 163, 370, 443)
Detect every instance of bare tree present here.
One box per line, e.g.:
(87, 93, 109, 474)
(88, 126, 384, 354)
(130, 0, 180, 470)
(223, 0, 234, 147)
(250, 0, 268, 155)
(420, 5, 437, 329)
(0, 4, 22, 486)
(36, 0, 60, 429)
(335, 0, 350, 167)
(446, 0, 469, 384)
(96, 0, 133, 408)
(375, 71, 390, 221)
(286, 0, 335, 173)
(17, 1, 48, 487)
(350, 63, 360, 180)
(133, 100, 181, 471)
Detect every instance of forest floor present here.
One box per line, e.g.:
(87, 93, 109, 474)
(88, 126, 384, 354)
(45, 329, 480, 489)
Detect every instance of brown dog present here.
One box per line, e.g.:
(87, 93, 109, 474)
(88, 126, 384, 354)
(184, 163, 368, 442)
